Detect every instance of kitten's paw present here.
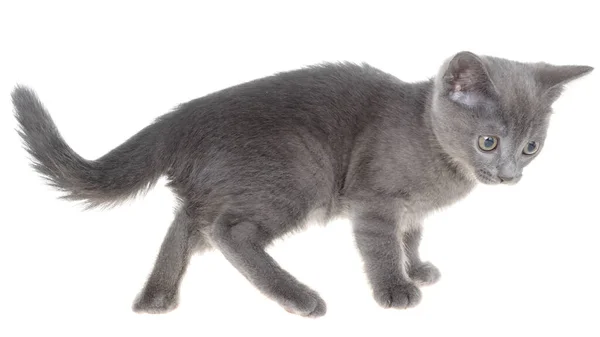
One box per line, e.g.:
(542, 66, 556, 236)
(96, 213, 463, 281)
(409, 262, 441, 286)
(132, 288, 179, 314)
(374, 282, 422, 309)
(280, 288, 327, 318)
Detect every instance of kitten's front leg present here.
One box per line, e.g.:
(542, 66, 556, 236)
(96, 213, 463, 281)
(353, 211, 421, 309)
(403, 227, 441, 286)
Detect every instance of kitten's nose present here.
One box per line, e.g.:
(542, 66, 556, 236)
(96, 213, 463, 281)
(498, 161, 519, 184)
(498, 174, 522, 184)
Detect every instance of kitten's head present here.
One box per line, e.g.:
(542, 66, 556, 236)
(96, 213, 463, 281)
(430, 51, 593, 185)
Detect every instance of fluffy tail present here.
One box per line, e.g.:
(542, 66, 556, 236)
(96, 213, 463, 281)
(12, 86, 169, 208)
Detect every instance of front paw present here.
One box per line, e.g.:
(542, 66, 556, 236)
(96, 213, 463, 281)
(409, 262, 441, 286)
(374, 282, 422, 309)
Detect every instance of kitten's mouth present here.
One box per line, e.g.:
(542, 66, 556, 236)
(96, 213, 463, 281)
(474, 169, 522, 185)
(474, 169, 502, 185)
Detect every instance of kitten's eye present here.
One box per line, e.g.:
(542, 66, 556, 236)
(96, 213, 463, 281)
(523, 141, 539, 155)
(478, 136, 498, 151)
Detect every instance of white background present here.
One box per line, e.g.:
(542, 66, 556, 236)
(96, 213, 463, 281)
(1, 1, 598, 336)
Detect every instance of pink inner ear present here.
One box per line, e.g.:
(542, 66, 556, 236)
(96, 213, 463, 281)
(449, 69, 477, 93)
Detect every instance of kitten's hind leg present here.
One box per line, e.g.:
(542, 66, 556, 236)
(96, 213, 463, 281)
(133, 206, 209, 314)
(210, 211, 327, 318)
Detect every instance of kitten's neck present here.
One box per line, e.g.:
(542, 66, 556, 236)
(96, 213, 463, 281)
(420, 80, 478, 184)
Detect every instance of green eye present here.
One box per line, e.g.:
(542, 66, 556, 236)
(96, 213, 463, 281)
(523, 141, 539, 155)
(478, 136, 498, 151)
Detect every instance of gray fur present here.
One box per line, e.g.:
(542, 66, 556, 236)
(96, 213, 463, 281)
(12, 52, 592, 317)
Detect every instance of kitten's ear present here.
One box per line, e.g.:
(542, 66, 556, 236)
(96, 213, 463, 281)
(442, 51, 497, 108)
(535, 63, 594, 101)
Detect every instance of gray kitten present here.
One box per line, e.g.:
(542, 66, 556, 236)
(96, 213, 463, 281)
(12, 51, 592, 317)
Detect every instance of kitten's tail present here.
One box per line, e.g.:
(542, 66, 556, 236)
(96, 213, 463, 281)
(12, 86, 169, 208)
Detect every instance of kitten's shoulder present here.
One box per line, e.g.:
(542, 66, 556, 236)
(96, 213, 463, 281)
(309, 61, 399, 80)
(272, 61, 398, 83)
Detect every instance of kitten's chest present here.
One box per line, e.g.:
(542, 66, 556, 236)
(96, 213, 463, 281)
(403, 171, 475, 214)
